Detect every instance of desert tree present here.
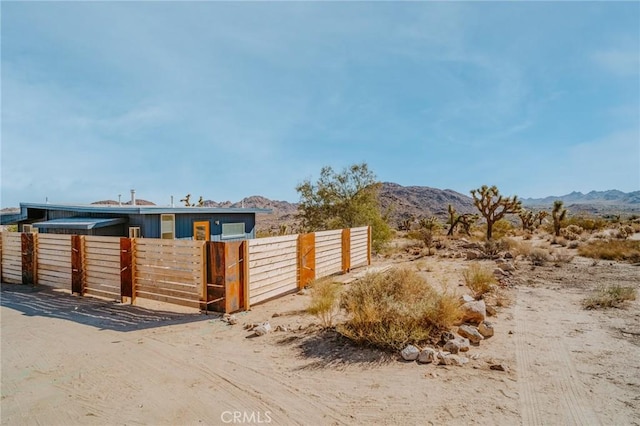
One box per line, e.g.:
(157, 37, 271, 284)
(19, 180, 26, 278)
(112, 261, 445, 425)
(470, 185, 522, 240)
(552, 200, 567, 237)
(535, 210, 549, 226)
(446, 204, 477, 237)
(296, 162, 392, 251)
(518, 209, 536, 231)
(418, 216, 441, 255)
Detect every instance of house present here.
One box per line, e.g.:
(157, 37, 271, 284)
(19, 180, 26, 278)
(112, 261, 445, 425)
(6, 201, 271, 241)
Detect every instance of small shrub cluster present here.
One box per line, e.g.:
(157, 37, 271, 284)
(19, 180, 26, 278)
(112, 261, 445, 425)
(615, 225, 634, 240)
(338, 268, 462, 351)
(565, 216, 608, 233)
(551, 249, 574, 265)
(307, 278, 342, 328)
(529, 248, 550, 266)
(502, 237, 532, 257)
(583, 285, 637, 310)
(560, 224, 583, 241)
(578, 240, 640, 263)
(462, 263, 497, 299)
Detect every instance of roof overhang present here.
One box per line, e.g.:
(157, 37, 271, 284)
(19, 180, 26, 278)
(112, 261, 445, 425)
(33, 217, 127, 230)
(20, 202, 272, 215)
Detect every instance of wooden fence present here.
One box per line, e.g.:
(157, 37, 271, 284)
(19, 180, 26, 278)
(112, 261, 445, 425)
(0, 226, 371, 313)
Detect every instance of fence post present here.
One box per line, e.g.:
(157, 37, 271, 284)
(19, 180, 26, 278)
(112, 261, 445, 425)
(341, 228, 351, 273)
(21, 233, 36, 285)
(297, 233, 315, 289)
(368, 226, 372, 265)
(241, 240, 250, 311)
(120, 237, 133, 303)
(71, 235, 85, 295)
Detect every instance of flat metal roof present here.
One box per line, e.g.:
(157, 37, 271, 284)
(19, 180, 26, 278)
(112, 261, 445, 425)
(20, 202, 272, 215)
(33, 217, 127, 230)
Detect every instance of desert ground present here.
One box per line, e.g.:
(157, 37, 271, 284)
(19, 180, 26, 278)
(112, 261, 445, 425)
(1, 234, 639, 425)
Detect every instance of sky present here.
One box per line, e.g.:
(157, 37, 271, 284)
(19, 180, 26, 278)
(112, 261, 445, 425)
(1, 1, 639, 208)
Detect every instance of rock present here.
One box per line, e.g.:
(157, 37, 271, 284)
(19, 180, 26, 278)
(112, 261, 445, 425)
(401, 345, 420, 361)
(275, 325, 288, 332)
(297, 288, 309, 296)
(460, 299, 486, 325)
(417, 348, 437, 364)
(466, 250, 481, 260)
(486, 305, 497, 317)
(462, 242, 483, 250)
(227, 315, 238, 325)
(494, 268, 508, 277)
(498, 262, 515, 272)
(443, 339, 461, 354)
(254, 322, 272, 336)
(504, 251, 514, 259)
(494, 258, 505, 264)
(490, 363, 508, 372)
(447, 355, 469, 367)
(440, 331, 456, 344)
(460, 294, 475, 303)
(458, 324, 484, 344)
(436, 351, 450, 365)
(478, 322, 494, 338)
(454, 337, 470, 352)
(271, 312, 281, 318)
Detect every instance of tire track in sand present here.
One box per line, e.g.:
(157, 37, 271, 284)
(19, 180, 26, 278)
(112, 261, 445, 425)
(515, 287, 601, 426)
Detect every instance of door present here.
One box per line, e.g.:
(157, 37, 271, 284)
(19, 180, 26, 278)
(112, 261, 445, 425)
(193, 221, 210, 241)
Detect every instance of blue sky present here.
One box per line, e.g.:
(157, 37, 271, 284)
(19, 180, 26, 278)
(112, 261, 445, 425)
(2, 2, 639, 208)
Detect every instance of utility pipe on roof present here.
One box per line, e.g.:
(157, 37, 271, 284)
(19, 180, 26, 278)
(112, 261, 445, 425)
(131, 189, 136, 206)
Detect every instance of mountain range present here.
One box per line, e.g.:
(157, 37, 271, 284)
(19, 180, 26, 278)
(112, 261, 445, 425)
(522, 190, 640, 206)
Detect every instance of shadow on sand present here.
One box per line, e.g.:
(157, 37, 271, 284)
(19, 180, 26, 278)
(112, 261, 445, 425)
(276, 328, 395, 370)
(1, 283, 213, 332)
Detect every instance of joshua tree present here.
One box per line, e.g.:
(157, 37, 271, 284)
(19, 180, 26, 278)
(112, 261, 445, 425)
(535, 210, 549, 226)
(418, 216, 440, 255)
(197, 196, 204, 207)
(458, 214, 478, 236)
(446, 204, 477, 237)
(518, 209, 535, 231)
(552, 200, 567, 237)
(470, 185, 522, 240)
(180, 194, 192, 207)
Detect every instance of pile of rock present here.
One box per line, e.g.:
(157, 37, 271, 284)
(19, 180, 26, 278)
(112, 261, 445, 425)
(400, 293, 496, 367)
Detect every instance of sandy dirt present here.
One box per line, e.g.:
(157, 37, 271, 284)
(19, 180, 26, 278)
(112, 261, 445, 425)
(1, 237, 639, 425)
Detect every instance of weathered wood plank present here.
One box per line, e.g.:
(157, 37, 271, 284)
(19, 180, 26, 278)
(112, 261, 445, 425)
(135, 291, 201, 309)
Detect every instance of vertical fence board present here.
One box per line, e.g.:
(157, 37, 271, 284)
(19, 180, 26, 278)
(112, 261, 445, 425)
(341, 228, 351, 273)
(120, 238, 133, 301)
(2, 233, 23, 284)
(21, 233, 36, 285)
(298, 233, 315, 289)
(71, 235, 84, 294)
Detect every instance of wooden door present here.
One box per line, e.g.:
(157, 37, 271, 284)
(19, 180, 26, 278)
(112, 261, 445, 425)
(193, 221, 210, 241)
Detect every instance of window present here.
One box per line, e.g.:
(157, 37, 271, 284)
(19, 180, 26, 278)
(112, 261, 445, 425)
(222, 222, 245, 239)
(129, 227, 141, 238)
(193, 221, 210, 241)
(161, 214, 175, 239)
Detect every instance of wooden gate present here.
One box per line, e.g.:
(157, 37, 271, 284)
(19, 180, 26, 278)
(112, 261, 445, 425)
(205, 241, 246, 313)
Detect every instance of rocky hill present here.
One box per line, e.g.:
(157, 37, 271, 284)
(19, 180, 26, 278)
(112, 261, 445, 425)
(203, 183, 475, 231)
(523, 190, 640, 206)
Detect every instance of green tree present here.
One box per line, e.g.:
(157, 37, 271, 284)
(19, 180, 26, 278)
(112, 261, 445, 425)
(470, 185, 522, 240)
(296, 163, 392, 251)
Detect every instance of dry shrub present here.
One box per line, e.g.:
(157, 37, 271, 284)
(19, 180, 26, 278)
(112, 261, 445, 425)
(583, 285, 637, 310)
(462, 263, 497, 299)
(503, 237, 532, 257)
(615, 225, 634, 240)
(568, 241, 580, 249)
(338, 268, 461, 351)
(561, 224, 583, 241)
(578, 240, 640, 263)
(529, 248, 550, 266)
(552, 249, 574, 265)
(307, 278, 342, 328)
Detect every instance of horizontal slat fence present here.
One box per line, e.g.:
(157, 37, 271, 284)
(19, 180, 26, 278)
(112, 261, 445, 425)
(350, 226, 370, 269)
(0, 226, 370, 311)
(134, 238, 205, 309)
(84, 236, 121, 301)
(36, 234, 71, 288)
(1, 232, 22, 284)
(248, 235, 298, 305)
(315, 230, 343, 278)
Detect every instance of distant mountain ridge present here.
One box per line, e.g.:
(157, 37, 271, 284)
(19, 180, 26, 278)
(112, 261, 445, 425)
(523, 190, 640, 206)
